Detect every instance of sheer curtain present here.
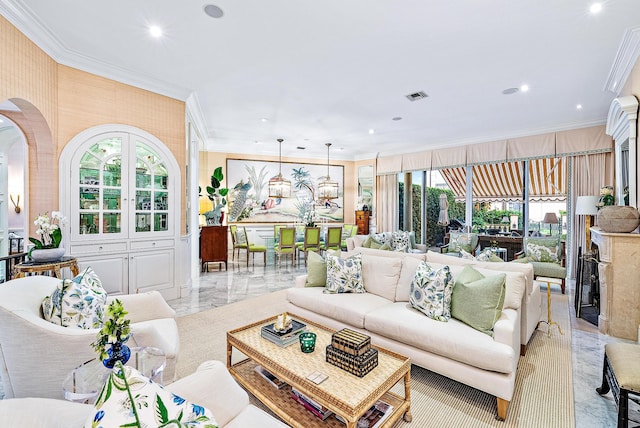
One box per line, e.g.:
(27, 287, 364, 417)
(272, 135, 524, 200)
(376, 174, 398, 233)
(569, 152, 613, 277)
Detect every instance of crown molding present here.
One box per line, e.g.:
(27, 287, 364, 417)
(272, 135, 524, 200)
(0, 0, 191, 101)
(605, 25, 640, 95)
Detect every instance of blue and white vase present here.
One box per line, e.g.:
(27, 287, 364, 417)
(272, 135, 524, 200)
(102, 342, 131, 369)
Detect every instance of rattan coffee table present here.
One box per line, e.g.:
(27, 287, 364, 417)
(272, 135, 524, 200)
(227, 314, 412, 428)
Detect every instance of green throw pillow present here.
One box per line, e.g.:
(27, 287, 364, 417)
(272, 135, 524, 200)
(451, 266, 506, 336)
(361, 236, 373, 248)
(305, 251, 327, 287)
(379, 243, 392, 251)
(370, 240, 383, 249)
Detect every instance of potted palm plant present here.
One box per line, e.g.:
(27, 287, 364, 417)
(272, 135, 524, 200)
(202, 167, 229, 225)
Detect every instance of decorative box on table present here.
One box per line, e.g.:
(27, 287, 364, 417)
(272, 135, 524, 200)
(326, 346, 378, 377)
(326, 328, 378, 377)
(330, 328, 371, 356)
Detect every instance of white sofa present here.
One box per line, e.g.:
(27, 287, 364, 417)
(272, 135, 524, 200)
(424, 250, 540, 354)
(0, 360, 288, 427)
(286, 247, 528, 420)
(0, 275, 180, 399)
(343, 245, 540, 353)
(347, 233, 427, 253)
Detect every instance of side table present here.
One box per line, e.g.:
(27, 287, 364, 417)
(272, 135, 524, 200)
(63, 346, 166, 403)
(13, 256, 80, 279)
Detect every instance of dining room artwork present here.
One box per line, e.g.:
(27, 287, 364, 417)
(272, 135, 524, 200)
(226, 159, 344, 223)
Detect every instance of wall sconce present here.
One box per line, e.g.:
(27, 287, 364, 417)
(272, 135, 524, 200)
(9, 194, 20, 213)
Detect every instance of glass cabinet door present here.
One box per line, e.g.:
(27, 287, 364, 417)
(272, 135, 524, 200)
(132, 141, 170, 234)
(76, 135, 126, 239)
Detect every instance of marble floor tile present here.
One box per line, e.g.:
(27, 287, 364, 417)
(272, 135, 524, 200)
(168, 260, 628, 427)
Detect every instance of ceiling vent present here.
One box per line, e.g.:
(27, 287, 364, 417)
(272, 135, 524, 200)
(405, 91, 428, 102)
(297, 146, 306, 150)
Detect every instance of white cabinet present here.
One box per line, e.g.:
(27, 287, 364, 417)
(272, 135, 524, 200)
(60, 126, 181, 299)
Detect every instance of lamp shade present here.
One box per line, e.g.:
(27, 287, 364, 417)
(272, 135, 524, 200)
(575, 196, 599, 216)
(543, 212, 559, 224)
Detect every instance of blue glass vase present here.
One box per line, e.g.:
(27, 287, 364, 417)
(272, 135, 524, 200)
(102, 342, 131, 369)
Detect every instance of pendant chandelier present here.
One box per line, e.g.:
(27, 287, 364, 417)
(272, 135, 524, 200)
(268, 138, 292, 198)
(317, 143, 338, 200)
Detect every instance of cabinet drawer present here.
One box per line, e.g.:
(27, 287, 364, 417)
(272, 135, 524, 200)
(70, 241, 128, 255)
(130, 239, 175, 251)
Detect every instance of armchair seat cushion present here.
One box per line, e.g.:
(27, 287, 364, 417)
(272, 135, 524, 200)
(530, 261, 567, 279)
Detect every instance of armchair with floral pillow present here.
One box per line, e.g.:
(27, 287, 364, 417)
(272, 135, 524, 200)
(513, 236, 567, 294)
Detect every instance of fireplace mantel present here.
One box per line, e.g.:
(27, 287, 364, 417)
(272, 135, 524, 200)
(591, 227, 640, 340)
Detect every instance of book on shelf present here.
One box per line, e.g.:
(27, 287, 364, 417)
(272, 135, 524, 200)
(291, 388, 333, 420)
(260, 330, 300, 347)
(261, 319, 307, 340)
(335, 399, 393, 428)
(254, 365, 287, 389)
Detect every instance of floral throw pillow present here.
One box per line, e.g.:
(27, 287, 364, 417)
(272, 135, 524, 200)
(324, 253, 364, 294)
(42, 266, 107, 329)
(390, 231, 411, 252)
(409, 262, 454, 321)
(84, 365, 218, 428)
(526, 237, 560, 263)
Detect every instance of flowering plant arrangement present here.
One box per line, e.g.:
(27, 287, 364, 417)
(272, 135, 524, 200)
(301, 207, 318, 227)
(597, 186, 615, 208)
(28, 211, 66, 255)
(91, 299, 131, 361)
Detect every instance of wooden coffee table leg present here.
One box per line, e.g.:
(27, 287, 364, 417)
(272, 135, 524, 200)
(227, 341, 232, 368)
(403, 370, 413, 422)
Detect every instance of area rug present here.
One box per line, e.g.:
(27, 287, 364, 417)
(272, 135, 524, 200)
(176, 289, 574, 427)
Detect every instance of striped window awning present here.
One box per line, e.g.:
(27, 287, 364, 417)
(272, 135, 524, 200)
(440, 157, 567, 202)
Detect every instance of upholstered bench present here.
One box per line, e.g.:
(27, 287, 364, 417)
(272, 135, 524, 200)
(596, 342, 640, 427)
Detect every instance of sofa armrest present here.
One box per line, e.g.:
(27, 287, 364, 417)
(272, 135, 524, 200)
(166, 360, 250, 427)
(295, 275, 307, 288)
(110, 291, 176, 324)
(492, 308, 519, 354)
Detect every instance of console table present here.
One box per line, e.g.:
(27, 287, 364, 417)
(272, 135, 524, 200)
(591, 228, 640, 340)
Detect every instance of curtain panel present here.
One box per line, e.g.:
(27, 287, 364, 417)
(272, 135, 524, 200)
(376, 174, 398, 233)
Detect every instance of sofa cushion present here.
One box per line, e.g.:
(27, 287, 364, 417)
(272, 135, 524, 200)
(325, 253, 364, 294)
(42, 267, 107, 329)
(305, 251, 326, 287)
(409, 262, 454, 321)
(396, 256, 426, 302)
(475, 249, 505, 263)
(84, 365, 217, 428)
(451, 266, 506, 336)
(287, 287, 391, 329)
(361, 254, 402, 301)
(364, 302, 515, 373)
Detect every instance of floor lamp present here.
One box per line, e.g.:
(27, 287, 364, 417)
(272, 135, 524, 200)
(575, 196, 599, 251)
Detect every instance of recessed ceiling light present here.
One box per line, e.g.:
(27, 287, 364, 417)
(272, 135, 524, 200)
(204, 4, 224, 18)
(392, 117, 403, 121)
(502, 87, 519, 95)
(260, 118, 268, 122)
(0, 119, 3, 123)
(520, 84, 530, 93)
(576, 104, 583, 110)
(368, 129, 375, 135)
(149, 25, 162, 38)
(590, 3, 602, 14)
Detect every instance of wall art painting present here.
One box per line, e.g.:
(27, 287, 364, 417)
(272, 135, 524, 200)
(225, 159, 344, 223)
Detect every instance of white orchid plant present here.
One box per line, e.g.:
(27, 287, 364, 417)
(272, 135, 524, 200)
(29, 211, 66, 257)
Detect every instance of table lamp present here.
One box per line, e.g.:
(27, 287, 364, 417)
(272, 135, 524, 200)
(575, 196, 599, 248)
(543, 212, 559, 236)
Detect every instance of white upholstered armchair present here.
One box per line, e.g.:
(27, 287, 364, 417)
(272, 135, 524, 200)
(0, 275, 179, 399)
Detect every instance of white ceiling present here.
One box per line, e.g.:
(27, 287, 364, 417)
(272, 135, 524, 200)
(2, 1, 640, 161)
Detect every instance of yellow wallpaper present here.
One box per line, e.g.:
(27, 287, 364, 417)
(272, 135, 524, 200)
(0, 16, 187, 234)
